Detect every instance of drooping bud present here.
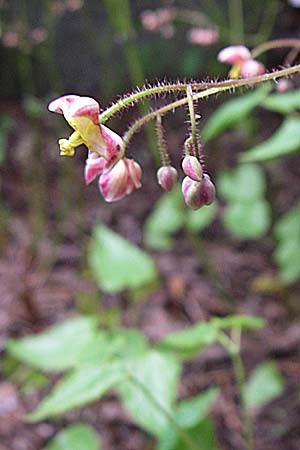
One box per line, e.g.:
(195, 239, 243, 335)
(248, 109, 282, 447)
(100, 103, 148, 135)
(182, 155, 203, 181)
(182, 174, 215, 210)
(84, 151, 106, 185)
(157, 165, 178, 192)
(217, 45, 251, 64)
(99, 157, 142, 202)
(240, 59, 265, 78)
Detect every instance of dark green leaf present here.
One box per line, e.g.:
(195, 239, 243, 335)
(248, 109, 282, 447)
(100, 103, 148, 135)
(244, 361, 284, 408)
(202, 85, 271, 142)
(240, 117, 300, 162)
(45, 424, 101, 450)
(88, 224, 158, 293)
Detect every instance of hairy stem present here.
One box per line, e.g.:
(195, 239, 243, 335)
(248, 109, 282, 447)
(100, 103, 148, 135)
(186, 85, 200, 156)
(122, 64, 300, 148)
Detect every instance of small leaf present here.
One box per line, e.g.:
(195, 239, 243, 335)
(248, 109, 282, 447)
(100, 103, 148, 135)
(119, 350, 181, 437)
(202, 85, 271, 142)
(45, 423, 101, 450)
(6, 316, 98, 372)
(217, 164, 266, 202)
(186, 202, 217, 233)
(222, 200, 271, 239)
(88, 224, 158, 293)
(174, 418, 219, 450)
(244, 361, 284, 408)
(158, 323, 218, 355)
(262, 90, 300, 114)
(211, 315, 264, 331)
(274, 207, 300, 284)
(175, 388, 219, 429)
(240, 117, 300, 162)
(28, 363, 124, 421)
(144, 186, 185, 251)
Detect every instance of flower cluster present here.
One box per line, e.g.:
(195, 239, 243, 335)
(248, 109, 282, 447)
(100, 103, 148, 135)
(48, 95, 142, 202)
(218, 45, 265, 78)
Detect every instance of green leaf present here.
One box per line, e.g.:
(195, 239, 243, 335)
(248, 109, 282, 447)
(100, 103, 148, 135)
(6, 316, 99, 372)
(211, 315, 264, 331)
(175, 388, 219, 429)
(244, 361, 284, 409)
(119, 350, 181, 437)
(274, 207, 300, 284)
(144, 186, 185, 251)
(262, 90, 300, 114)
(202, 85, 271, 142)
(222, 200, 271, 239)
(217, 164, 266, 202)
(28, 363, 124, 421)
(240, 117, 300, 162)
(88, 224, 158, 293)
(158, 322, 218, 356)
(186, 202, 217, 233)
(45, 424, 101, 450)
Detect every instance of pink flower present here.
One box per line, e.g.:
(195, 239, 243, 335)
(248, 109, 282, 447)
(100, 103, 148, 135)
(239, 59, 265, 78)
(156, 165, 178, 191)
(217, 45, 251, 64)
(84, 151, 106, 185)
(187, 28, 219, 46)
(182, 174, 215, 210)
(48, 95, 124, 164)
(99, 157, 142, 202)
(182, 155, 203, 181)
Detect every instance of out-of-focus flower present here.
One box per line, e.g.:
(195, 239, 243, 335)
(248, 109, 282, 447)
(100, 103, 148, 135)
(48, 95, 124, 165)
(182, 174, 215, 210)
(99, 157, 142, 202)
(157, 165, 178, 191)
(218, 45, 251, 64)
(240, 59, 265, 77)
(28, 27, 48, 44)
(2, 31, 19, 48)
(276, 79, 293, 93)
(288, 0, 300, 7)
(217, 45, 265, 79)
(187, 27, 219, 46)
(66, 0, 84, 12)
(182, 155, 203, 181)
(141, 8, 176, 32)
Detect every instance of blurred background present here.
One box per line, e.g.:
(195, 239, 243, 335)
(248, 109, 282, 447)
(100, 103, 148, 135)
(1, 1, 300, 450)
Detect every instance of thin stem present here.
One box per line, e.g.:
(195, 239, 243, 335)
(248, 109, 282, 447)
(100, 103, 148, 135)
(228, 0, 244, 44)
(155, 115, 169, 165)
(186, 85, 199, 156)
(122, 64, 300, 148)
(100, 62, 300, 124)
(251, 38, 300, 58)
(127, 372, 199, 450)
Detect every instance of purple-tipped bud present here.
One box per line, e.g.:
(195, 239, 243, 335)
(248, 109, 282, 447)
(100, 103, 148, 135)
(240, 59, 265, 78)
(182, 174, 215, 210)
(157, 165, 178, 192)
(182, 155, 203, 181)
(217, 45, 251, 65)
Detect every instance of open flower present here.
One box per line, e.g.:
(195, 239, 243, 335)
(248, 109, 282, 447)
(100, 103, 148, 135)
(217, 45, 265, 79)
(48, 95, 124, 166)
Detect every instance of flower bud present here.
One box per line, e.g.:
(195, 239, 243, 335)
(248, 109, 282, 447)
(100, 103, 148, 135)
(182, 155, 203, 181)
(240, 59, 265, 78)
(157, 165, 178, 192)
(182, 174, 215, 210)
(217, 45, 251, 64)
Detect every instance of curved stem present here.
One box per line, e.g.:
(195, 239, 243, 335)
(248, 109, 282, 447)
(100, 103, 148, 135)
(251, 38, 300, 58)
(122, 64, 300, 149)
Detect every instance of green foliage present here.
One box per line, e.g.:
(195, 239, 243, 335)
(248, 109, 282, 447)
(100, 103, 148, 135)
(144, 186, 217, 251)
(244, 361, 284, 408)
(175, 388, 219, 429)
(211, 315, 264, 331)
(240, 117, 300, 162)
(28, 363, 125, 421)
(262, 90, 300, 114)
(6, 316, 99, 372)
(88, 224, 158, 292)
(218, 164, 271, 239)
(45, 424, 101, 450)
(119, 350, 181, 436)
(202, 85, 271, 142)
(274, 207, 300, 284)
(0, 114, 14, 164)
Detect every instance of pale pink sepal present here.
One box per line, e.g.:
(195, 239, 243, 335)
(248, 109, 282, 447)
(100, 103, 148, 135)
(182, 155, 203, 181)
(156, 165, 178, 192)
(217, 45, 251, 64)
(240, 59, 265, 78)
(84, 152, 106, 185)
